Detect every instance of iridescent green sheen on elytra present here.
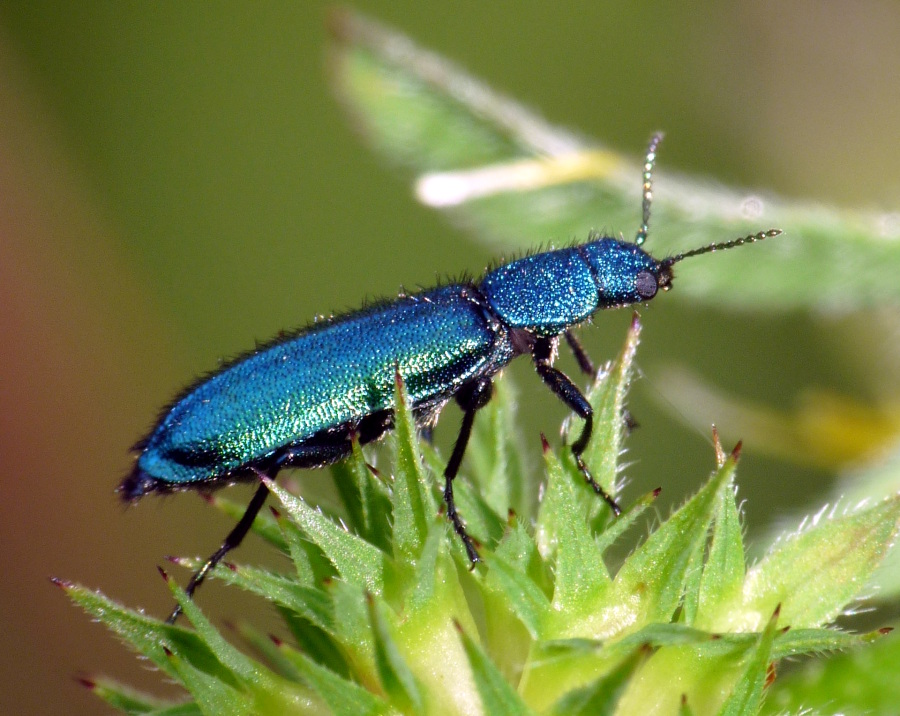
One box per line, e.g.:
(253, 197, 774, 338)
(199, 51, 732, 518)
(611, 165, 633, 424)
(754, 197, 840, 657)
(127, 285, 515, 490)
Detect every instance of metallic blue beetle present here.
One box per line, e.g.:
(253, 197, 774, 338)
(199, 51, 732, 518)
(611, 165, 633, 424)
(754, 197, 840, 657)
(121, 134, 780, 622)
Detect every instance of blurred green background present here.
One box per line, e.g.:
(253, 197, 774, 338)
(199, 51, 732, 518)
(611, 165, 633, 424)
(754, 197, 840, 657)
(1, 2, 898, 713)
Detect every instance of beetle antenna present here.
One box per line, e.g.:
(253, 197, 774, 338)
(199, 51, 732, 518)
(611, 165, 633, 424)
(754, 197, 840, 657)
(661, 229, 783, 267)
(635, 132, 664, 246)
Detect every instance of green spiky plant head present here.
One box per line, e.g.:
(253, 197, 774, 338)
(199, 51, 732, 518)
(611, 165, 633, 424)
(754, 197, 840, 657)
(57, 316, 900, 716)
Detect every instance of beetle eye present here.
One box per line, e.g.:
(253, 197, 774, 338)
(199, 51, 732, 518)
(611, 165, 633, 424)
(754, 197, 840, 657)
(635, 270, 658, 299)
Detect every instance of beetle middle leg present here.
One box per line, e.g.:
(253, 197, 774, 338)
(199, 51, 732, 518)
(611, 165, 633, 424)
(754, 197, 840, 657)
(533, 337, 621, 516)
(564, 329, 596, 377)
(564, 329, 637, 433)
(443, 378, 493, 563)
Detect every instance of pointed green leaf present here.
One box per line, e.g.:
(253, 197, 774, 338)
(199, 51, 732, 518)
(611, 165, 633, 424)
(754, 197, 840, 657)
(57, 580, 235, 684)
(574, 313, 642, 513)
(228, 621, 304, 683)
(494, 516, 550, 593)
(179, 560, 335, 635)
(272, 506, 328, 586)
(695, 483, 745, 630)
(537, 429, 618, 570)
(542, 448, 611, 637)
(482, 547, 551, 640)
(264, 478, 388, 594)
(332, 437, 393, 552)
(448, 477, 507, 554)
(404, 519, 473, 630)
(326, 579, 379, 680)
(389, 373, 434, 567)
(277, 607, 352, 683)
(722, 495, 900, 631)
(166, 572, 305, 709)
(680, 530, 707, 627)
(608, 451, 737, 635)
(771, 626, 881, 659)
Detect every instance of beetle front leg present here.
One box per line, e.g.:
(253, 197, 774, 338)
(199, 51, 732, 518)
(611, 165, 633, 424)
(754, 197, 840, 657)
(533, 338, 621, 516)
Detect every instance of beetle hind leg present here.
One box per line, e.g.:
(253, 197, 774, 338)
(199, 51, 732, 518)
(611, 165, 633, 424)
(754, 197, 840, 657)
(166, 479, 271, 624)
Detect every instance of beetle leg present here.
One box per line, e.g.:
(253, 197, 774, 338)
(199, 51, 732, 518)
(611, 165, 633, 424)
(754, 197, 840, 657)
(533, 338, 621, 515)
(444, 378, 493, 563)
(166, 480, 271, 624)
(564, 329, 596, 377)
